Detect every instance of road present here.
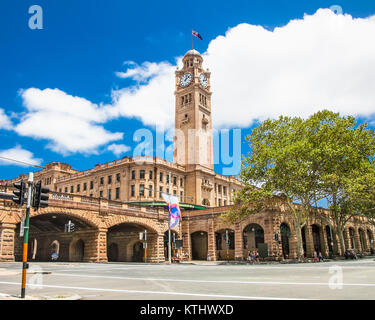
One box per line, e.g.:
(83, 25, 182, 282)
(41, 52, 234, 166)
(0, 259, 374, 300)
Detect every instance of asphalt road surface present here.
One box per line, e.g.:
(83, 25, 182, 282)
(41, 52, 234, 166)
(0, 259, 374, 300)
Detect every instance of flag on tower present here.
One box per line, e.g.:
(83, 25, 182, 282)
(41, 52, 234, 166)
(192, 30, 203, 40)
(162, 193, 181, 229)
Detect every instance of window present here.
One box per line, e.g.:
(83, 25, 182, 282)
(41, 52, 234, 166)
(70, 186, 74, 193)
(139, 184, 145, 196)
(90, 181, 94, 189)
(89, 194, 93, 197)
(218, 185, 222, 193)
(116, 173, 120, 182)
(131, 185, 135, 197)
(99, 191, 103, 198)
(100, 177, 104, 185)
(166, 174, 169, 184)
(59, 188, 62, 192)
(149, 170, 153, 180)
(108, 189, 112, 200)
(180, 191, 183, 201)
(173, 176, 177, 186)
(83, 183, 87, 191)
(159, 187, 163, 198)
(131, 170, 136, 180)
(173, 189, 176, 195)
(77, 184, 80, 192)
(167, 188, 169, 194)
(180, 178, 183, 187)
(65, 187, 68, 193)
(140, 170, 145, 179)
(160, 172, 163, 182)
(116, 187, 120, 199)
(223, 186, 227, 195)
(108, 175, 112, 184)
(149, 185, 152, 197)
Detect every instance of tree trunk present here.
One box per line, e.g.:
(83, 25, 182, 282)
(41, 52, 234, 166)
(292, 214, 304, 260)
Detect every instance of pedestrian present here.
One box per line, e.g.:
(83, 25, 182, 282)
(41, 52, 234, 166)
(318, 252, 323, 262)
(313, 251, 318, 262)
(207, 253, 211, 261)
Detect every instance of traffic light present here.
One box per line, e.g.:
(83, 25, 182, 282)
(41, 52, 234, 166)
(32, 181, 50, 209)
(12, 179, 26, 206)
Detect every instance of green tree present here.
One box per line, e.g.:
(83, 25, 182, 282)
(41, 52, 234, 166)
(306, 111, 375, 254)
(223, 110, 375, 259)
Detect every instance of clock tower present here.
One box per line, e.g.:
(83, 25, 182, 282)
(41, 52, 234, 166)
(174, 49, 213, 171)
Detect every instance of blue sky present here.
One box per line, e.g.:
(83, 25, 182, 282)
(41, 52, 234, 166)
(1, 0, 375, 180)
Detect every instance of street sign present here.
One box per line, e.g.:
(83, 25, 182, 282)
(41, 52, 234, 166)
(20, 218, 25, 237)
(143, 242, 147, 249)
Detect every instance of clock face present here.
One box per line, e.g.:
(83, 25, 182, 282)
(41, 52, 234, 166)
(199, 73, 208, 88)
(180, 73, 193, 87)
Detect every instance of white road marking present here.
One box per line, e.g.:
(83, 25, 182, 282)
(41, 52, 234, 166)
(48, 273, 375, 287)
(0, 281, 308, 300)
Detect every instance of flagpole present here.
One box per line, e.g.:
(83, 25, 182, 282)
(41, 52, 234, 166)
(191, 29, 193, 49)
(168, 172, 172, 264)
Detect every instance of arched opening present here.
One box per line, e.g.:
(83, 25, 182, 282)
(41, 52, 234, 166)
(108, 243, 119, 262)
(28, 238, 38, 261)
(325, 226, 334, 255)
(69, 239, 85, 262)
(132, 241, 144, 262)
(243, 224, 264, 249)
(349, 227, 355, 249)
(359, 229, 367, 252)
(191, 231, 208, 260)
(312, 224, 322, 254)
(215, 229, 235, 260)
(164, 230, 179, 260)
(50, 240, 60, 261)
(202, 199, 210, 206)
(107, 222, 156, 262)
(14, 212, 96, 262)
(243, 224, 267, 258)
(280, 223, 291, 259)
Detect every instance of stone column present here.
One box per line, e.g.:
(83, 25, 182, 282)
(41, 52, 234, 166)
(304, 225, 314, 258)
(182, 218, 191, 260)
(207, 218, 216, 261)
(83, 228, 108, 262)
(0, 222, 16, 262)
(234, 222, 244, 261)
(343, 228, 353, 249)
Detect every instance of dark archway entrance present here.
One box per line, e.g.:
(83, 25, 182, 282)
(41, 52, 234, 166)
(108, 243, 119, 262)
(215, 229, 235, 260)
(191, 231, 208, 260)
(280, 223, 291, 259)
(349, 227, 355, 249)
(312, 225, 322, 253)
(243, 224, 264, 249)
(69, 239, 84, 262)
(132, 241, 143, 262)
(367, 229, 374, 250)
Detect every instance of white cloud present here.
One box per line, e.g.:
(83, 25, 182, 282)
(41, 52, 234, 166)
(0, 145, 42, 167)
(107, 143, 130, 157)
(14, 9, 375, 156)
(112, 9, 375, 128)
(0, 108, 13, 130)
(15, 88, 123, 155)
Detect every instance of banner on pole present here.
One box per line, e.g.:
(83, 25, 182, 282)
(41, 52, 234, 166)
(161, 193, 181, 229)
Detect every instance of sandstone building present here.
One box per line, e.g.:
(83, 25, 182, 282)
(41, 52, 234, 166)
(0, 49, 374, 263)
